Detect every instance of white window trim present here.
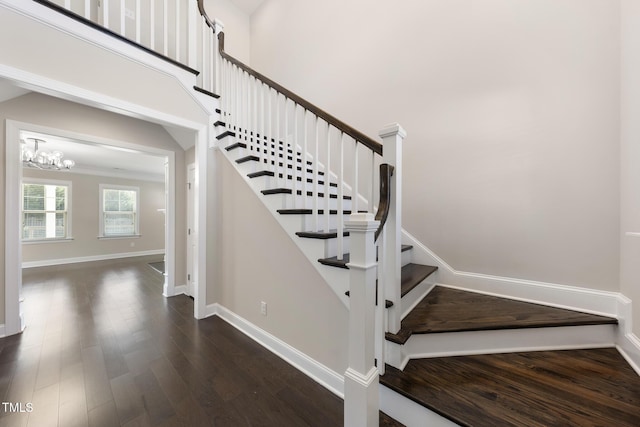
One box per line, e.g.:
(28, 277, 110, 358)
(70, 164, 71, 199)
(99, 184, 140, 238)
(22, 178, 73, 242)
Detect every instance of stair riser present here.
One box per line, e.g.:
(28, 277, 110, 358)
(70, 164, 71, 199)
(380, 386, 459, 427)
(385, 324, 617, 370)
(277, 212, 353, 234)
(261, 193, 353, 211)
(323, 238, 351, 259)
(401, 247, 412, 267)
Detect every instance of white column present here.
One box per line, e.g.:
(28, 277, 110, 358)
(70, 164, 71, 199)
(344, 212, 379, 427)
(380, 123, 406, 334)
(212, 19, 224, 94)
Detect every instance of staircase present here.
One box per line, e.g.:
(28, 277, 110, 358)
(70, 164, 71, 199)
(17, 1, 640, 426)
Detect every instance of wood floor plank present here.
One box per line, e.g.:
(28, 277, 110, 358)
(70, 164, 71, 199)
(381, 348, 640, 427)
(401, 285, 617, 335)
(4, 257, 405, 426)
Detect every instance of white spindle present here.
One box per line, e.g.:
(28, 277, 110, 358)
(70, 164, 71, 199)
(163, 0, 169, 56)
(303, 110, 309, 210)
(64, 0, 71, 9)
(103, 0, 110, 28)
(149, 0, 155, 50)
(84, 0, 90, 19)
(209, 31, 215, 91)
(284, 98, 289, 194)
(175, 0, 181, 62)
(337, 133, 345, 259)
(260, 83, 266, 162)
(370, 151, 375, 213)
(313, 117, 320, 231)
(293, 105, 299, 208)
(268, 89, 274, 180)
(353, 142, 359, 213)
(275, 94, 281, 188)
(324, 124, 331, 232)
(201, 23, 207, 89)
(119, 0, 125, 36)
(135, 0, 141, 43)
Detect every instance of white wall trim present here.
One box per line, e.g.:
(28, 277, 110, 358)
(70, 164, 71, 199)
(402, 229, 624, 319)
(172, 284, 188, 296)
(0, 0, 216, 124)
(210, 303, 345, 398)
(21, 249, 165, 269)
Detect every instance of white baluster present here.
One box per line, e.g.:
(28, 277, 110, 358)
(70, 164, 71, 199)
(187, 0, 196, 69)
(380, 123, 406, 334)
(119, 0, 125, 36)
(284, 98, 290, 194)
(303, 110, 309, 211)
(337, 132, 345, 260)
(324, 123, 331, 232)
(163, 0, 168, 56)
(209, 31, 215, 91)
(64, 0, 70, 10)
(268, 88, 274, 180)
(260, 83, 266, 161)
(201, 22, 207, 89)
(313, 117, 320, 231)
(212, 20, 224, 94)
(175, 0, 181, 62)
(103, 0, 110, 28)
(84, 0, 90, 19)
(149, 0, 154, 50)
(344, 212, 380, 427)
(135, 0, 141, 44)
(293, 104, 299, 208)
(353, 142, 359, 213)
(370, 151, 376, 213)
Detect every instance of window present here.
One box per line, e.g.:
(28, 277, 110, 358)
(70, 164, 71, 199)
(22, 180, 71, 241)
(100, 185, 139, 237)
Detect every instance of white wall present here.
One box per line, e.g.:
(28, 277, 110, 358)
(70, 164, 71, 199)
(250, 0, 621, 292)
(216, 156, 348, 374)
(21, 169, 165, 264)
(0, 93, 188, 322)
(620, 0, 640, 333)
(204, 0, 251, 63)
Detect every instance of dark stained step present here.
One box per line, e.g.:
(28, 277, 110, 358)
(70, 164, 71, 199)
(261, 188, 350, 200)
(380, 348, 640, 427)
(216, 130, 236, 140)
(235, 155, 323, 175)
(296, 230, 350, 239)
(401, 264, 438, 298)
(277, 209, 354, 215)
(193, 86, 220, 99)
(386, 286, 618, 345)
(380, 411, 404, 426)
(247, 170, 337, 187)
(319, 245, 414, 269)
(213, 120, 226, 127)
(236, 155, 260, 164)
(225, 142, 247, 151)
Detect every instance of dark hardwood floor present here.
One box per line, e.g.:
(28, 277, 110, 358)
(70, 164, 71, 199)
(0, 257, 401, 426)
(382, 348, 640, 427)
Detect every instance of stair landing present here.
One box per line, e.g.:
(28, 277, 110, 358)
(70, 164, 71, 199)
(387, 286, 617, 343)
(381, 347, 640, 427)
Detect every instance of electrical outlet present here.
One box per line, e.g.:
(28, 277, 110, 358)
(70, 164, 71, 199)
(260, 301, 267, 316)
(125, 8, 135, 20)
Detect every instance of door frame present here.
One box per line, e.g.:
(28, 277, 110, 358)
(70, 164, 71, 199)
(5, 119, 178, 335)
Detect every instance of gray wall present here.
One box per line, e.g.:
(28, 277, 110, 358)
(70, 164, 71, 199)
(250, 0, 620, 292)
(22, 168, 165, 264)
(1, 93, 189, 322)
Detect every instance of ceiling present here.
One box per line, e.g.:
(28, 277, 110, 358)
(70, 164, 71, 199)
(20, 130, 167, 182)
(230, 0, 264, 15)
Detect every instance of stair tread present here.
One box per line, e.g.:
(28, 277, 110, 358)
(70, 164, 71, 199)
(387, 286, 618, 344)
(225, 142, 246, 151)
(277, 209, 354, 215)
(318, 245, 414, 269)
(296, 229, 350, 239)
(380, 348, 640, 427)
(261, 188, 351, 199)
(401, 264, 438, 297)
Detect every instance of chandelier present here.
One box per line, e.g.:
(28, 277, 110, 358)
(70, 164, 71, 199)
(21, 138, 75, 170)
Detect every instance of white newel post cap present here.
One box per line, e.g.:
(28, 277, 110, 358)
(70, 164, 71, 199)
(344, 212, 379, 232)
(378, 123, 407, 140)
(213, 18, 225, 34)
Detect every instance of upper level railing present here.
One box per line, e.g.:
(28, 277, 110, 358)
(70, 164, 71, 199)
(33, 0, 219, 92)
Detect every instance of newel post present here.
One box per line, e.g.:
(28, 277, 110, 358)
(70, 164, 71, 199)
(344, 213, 380, 427)
(212, 18, 224, 94)
(380, 123, 406, 334)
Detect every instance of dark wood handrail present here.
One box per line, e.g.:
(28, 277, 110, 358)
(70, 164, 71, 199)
(217, 32, 383, 156)
(374, 164, 394, 241)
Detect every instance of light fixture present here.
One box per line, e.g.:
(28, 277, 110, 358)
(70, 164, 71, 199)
(21, 138, 75, 170)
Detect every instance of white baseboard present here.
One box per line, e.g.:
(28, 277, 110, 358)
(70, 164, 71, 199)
(619, 332, 640, 376)
(402, 230, 624, 318)
(0, 324, 5, 338)
(22, 249, 165, 268)
(209, 303, 345, 398)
